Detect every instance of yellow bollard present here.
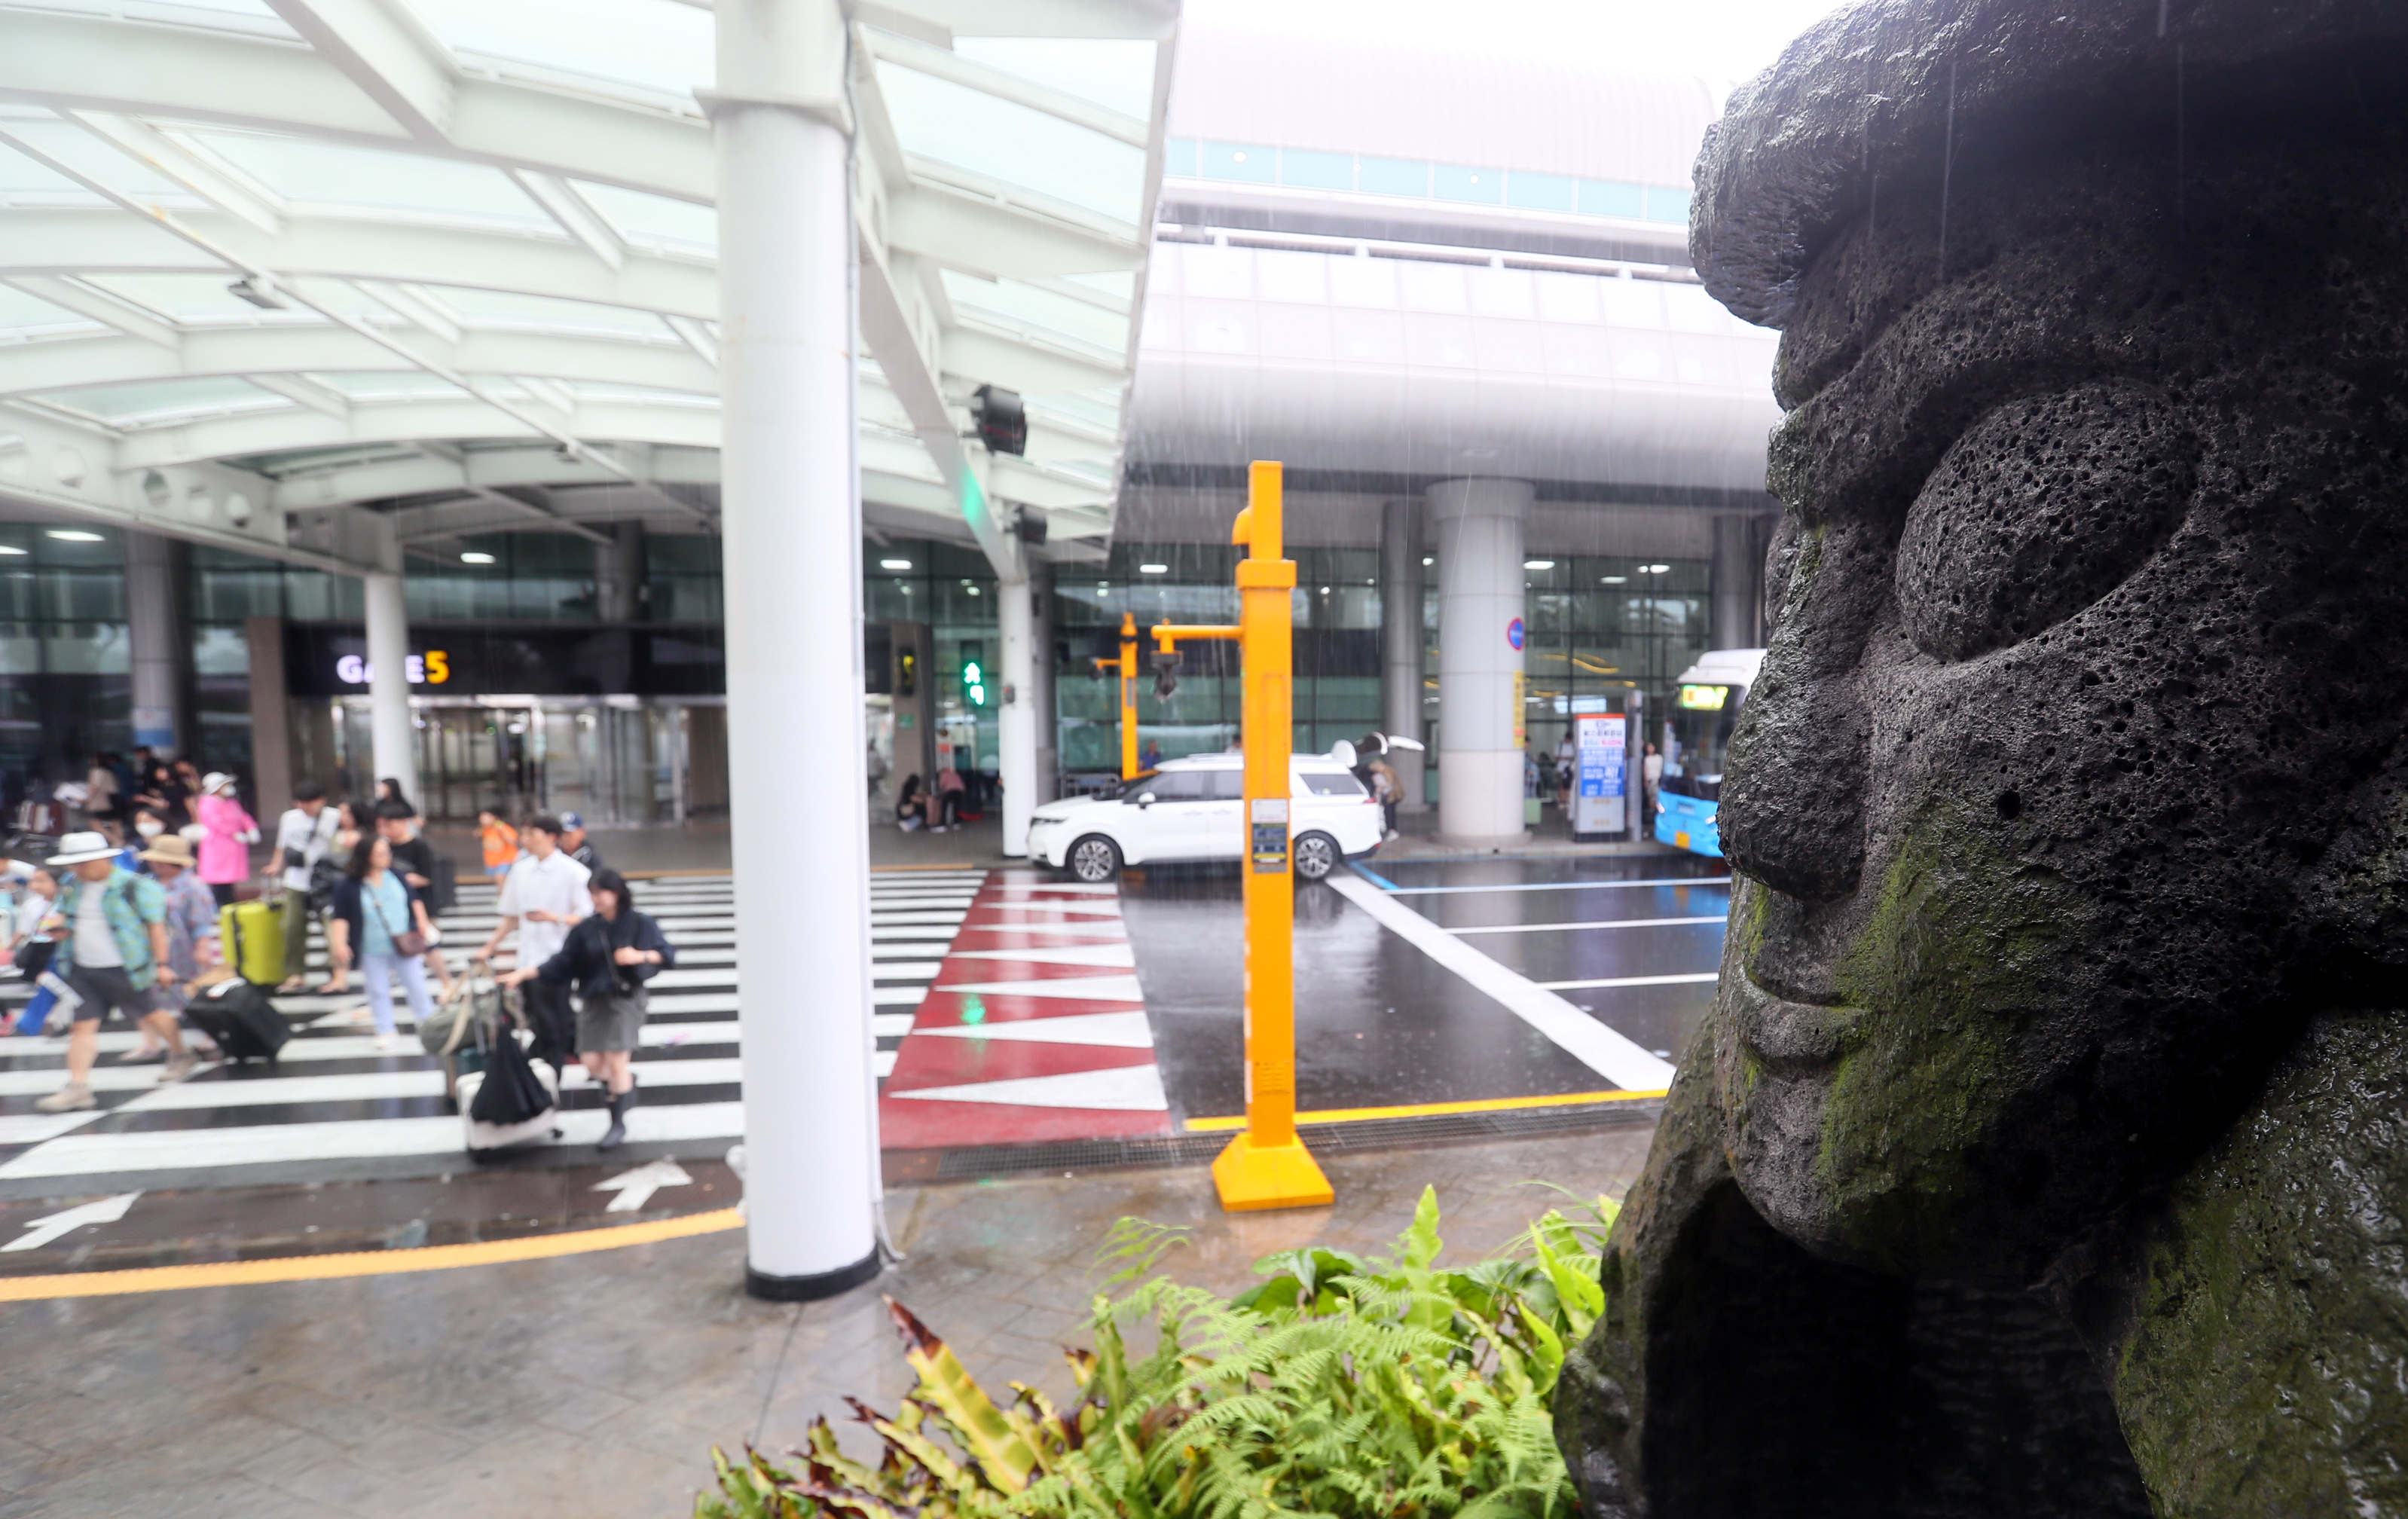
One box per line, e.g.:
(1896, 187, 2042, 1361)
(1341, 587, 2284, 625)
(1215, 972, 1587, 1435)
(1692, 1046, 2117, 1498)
(1153, 460, 1334, 1212)
(1090, 612, 1142, 781)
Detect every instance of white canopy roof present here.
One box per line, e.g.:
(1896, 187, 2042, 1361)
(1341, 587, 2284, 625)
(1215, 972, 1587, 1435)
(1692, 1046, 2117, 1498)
(0, 0, 1176, 572)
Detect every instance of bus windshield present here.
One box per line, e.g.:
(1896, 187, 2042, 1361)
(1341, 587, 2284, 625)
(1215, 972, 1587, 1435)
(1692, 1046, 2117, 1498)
(1660, 683, 1742, 801)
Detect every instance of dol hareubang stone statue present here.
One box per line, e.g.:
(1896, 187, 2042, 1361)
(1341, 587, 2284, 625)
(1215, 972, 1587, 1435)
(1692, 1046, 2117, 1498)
(1555, 4, 2408, 1516)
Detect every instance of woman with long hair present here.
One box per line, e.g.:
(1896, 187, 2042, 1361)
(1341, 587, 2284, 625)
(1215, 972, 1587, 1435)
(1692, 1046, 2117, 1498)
(325, 833, 438, 1051)
(502, 868, 671, 1151)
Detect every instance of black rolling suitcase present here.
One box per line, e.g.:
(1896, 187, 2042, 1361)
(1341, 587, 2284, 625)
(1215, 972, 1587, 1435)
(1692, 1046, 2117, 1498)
(428, 851, 457, 915)
(185, 973, 292, 1065)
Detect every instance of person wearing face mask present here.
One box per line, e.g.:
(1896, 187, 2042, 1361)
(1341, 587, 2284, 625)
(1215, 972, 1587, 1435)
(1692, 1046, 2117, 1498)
(196, 772, 258, 909)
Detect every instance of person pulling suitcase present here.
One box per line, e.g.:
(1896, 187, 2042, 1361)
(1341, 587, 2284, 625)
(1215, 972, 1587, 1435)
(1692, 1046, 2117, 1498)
(500, 869, 672, 1152)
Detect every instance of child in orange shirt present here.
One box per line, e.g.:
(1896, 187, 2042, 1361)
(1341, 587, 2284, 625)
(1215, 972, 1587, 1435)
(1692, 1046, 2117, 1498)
(477, 807, 521, 882)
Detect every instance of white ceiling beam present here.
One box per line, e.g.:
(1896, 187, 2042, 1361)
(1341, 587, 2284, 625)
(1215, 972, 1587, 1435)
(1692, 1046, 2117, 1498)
(508, 170, 625, 271)
(663, 315, 717, 368)
(244, 373, 351, 419)
(263, 0, 457, 142)
(65, 112, 286, 236)
(1, 276, 179, 350)
(887, 179, 1143, 280)
(0, 211, 717, 321)
(0, 11, 712, 202)
(0, 325, 714, 403)
(943, 322, 1123, 393)
(350, 279, 462, 343)
(863, 27, 1149, 147)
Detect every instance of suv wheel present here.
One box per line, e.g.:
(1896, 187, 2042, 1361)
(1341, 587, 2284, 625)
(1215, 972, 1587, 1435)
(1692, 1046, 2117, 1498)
(1068, 834, 1122, 884)
(1292, 831, 1340, 882)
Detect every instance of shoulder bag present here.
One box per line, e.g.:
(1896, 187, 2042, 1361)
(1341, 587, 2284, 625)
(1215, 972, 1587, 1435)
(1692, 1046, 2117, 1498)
(368, 884, 429, 958)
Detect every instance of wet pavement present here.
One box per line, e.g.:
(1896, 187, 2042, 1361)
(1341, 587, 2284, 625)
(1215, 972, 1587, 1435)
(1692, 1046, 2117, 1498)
(0, 1126, 1655, 1519)
(1125, 851, 1728, 1123)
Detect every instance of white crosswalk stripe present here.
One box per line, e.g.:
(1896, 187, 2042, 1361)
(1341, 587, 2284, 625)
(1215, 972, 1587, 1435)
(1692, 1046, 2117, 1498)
(0, 869, 982, 1186)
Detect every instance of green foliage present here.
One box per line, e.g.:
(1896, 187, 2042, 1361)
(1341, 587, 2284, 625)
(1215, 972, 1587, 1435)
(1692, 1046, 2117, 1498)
(699, 1186, 1619, 1519)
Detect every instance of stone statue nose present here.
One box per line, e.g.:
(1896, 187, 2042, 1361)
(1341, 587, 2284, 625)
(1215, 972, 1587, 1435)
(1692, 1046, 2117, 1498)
(1718, 621, 1872, 909)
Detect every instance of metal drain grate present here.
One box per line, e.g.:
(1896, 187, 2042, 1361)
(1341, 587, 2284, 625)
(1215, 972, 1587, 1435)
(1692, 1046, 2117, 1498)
(929, 1099, 1664, 1182)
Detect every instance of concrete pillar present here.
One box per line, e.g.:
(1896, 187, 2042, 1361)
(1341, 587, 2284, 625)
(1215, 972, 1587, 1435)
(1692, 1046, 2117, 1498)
(998, 565, 1036, 854)
(594, 520, 646, 622)
(1711, 514, 1767, 650)
(1029, 561, 1057, 805)
(710, 0, 880, 1301)
(1377, 499, 1426, 811)
(246, 615, 292, 817)
(125, 531, 189, 757)
(1430, 478, 1531, 842)
(362, 570, 418, 805)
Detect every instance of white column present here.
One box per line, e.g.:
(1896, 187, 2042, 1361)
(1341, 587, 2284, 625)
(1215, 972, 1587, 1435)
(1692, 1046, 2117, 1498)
(1378, 499, 1426, 811)
(998, 569, 1036, 855)
(711, 0, 879, 1300)
(1430, 478, 1531, 842)
(362, 570, 417, 805)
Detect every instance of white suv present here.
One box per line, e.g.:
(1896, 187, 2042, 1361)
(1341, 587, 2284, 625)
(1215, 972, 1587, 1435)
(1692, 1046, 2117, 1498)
(1026, 753, 1386, 883)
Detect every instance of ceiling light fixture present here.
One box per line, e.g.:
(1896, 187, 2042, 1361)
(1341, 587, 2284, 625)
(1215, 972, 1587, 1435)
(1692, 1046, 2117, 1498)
(461, 551, 496, 564)
(880, 558, 912, 570)
(1601, 575, 1628, 584)
(45, 530, 102, 542)
(1139, 563, 1169, 574)
(1644, 563, 1671, 573)
(0, 546, 25, 556)
(1523, 559, 1555, 570)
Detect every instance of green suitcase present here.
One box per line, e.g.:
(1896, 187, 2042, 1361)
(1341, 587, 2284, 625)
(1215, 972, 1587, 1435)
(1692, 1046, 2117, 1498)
(219, 899, 286, 985)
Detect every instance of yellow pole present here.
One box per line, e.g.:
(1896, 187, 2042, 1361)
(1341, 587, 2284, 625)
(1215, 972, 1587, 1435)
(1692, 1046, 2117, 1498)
(1093, 612, 1142, 781)
(1210, 460, 1333, 1211)
(1120, 612, 1140, 779)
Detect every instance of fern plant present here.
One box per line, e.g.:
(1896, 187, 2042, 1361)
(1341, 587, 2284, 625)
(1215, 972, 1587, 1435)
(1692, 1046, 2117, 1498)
(699, 1186, 1618, 1519)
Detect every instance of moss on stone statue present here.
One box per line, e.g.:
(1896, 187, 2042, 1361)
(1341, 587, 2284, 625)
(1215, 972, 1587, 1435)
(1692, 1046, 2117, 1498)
(2116, 1013, 2408, 1517)
(1810, 808, 2091, 1270)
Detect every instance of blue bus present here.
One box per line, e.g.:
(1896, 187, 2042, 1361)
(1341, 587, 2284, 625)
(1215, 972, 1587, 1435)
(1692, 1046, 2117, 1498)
(1655, 648, 1765, 858)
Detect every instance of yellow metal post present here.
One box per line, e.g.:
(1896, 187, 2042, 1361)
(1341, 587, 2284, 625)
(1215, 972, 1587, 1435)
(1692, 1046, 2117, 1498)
(1155, 461, 1332, 1212)
(1090, 613, 1142, 781)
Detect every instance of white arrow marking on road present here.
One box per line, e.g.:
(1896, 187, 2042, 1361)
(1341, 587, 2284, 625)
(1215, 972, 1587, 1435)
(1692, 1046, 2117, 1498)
(4, 1190, 141, 1252)
(591, 1159, 692, 1213)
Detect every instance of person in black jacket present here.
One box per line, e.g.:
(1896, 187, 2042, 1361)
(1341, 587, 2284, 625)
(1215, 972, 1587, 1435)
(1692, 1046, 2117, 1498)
(501, 868, 671, 1151)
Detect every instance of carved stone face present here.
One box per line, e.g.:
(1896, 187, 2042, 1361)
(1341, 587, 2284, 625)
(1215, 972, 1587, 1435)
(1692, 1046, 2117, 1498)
(1713, 139, 2408, 1276)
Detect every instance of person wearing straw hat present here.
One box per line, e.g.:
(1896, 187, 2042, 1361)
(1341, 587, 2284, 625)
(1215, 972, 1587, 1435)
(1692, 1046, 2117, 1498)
(113, 833, 222, 1064)
(194, 771, 258, 909)
(32, 831, 197, 1111)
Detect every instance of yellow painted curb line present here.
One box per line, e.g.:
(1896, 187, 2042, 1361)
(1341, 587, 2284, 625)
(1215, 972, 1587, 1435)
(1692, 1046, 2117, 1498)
(0, 1207, 744, 1303)
(1181, 1089, 1670, 1133)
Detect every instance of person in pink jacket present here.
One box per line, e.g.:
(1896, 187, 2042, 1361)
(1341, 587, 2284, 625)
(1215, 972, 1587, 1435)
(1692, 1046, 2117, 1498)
(195, 772, 258, 909)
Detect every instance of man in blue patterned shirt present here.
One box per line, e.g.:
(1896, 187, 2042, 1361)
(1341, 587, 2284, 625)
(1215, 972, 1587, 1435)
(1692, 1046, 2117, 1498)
(35, 832, 197, 1112)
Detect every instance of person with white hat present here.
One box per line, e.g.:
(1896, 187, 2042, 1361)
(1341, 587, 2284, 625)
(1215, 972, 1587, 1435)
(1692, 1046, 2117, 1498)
(32, 831, 197, 1111)
(194, 771, 258, 909)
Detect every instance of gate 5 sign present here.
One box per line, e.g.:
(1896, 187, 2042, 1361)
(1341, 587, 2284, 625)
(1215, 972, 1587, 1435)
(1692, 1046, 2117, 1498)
(334, 650, 451, 685)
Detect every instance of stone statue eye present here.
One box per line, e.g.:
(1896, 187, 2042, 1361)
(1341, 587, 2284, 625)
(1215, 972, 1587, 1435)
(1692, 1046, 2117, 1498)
(1895, 384, 2196, 662)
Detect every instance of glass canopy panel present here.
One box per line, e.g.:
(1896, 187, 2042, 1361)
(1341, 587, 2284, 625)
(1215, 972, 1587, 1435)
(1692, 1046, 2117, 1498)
(0, 117, 203, 205)
(176, 131, 553, 231)
(414, 286, 672, 338)
(0, 286, 101, 340)
(570, 181, 717, 258)
(0, 137, 108, 209)
(564, 381, 715, 405)
(875, 63, 1147, 225)
(12, 0, 301, 38)
(405, 0, 712, 107)
(32, 376, 281, 426)
(940, 272, 1128, 355)
(952, 39, 1157, 120)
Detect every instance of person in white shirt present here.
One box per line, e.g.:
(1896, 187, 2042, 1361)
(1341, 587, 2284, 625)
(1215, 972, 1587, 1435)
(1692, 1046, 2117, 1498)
(273, 780, 341, 992)
(474, 815, 591, 1074)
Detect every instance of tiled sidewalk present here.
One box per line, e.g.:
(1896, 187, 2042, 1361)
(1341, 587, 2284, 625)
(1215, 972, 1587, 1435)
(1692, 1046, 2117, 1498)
(0, 1127, 1655, 1519)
